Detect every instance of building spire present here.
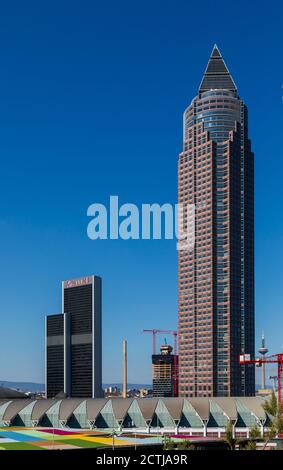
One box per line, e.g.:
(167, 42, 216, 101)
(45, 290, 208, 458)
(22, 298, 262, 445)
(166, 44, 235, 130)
(261, 331, 265, 348)
(199, 45, 237, 94)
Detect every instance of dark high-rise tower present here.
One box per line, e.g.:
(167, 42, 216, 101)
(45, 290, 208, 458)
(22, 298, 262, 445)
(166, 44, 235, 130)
(63, 275, 102, 398)
(178, 46, 255, 397)
(46, 275, 102, 398)
(45, 313, 66, 398)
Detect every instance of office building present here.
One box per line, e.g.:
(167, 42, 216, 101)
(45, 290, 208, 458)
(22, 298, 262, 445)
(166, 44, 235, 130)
(46, 275, 102, 398)
(46, 313, 67, 398)
(178, 45, 255, 397)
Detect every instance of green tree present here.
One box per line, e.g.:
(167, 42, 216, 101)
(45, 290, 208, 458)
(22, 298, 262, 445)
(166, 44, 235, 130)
(163, 436, 175, 450)
(262, 392, 283, 450)
(177, 439, 195, 450)
(263, 391, 279, 416)
(249, 424, 261, 440)
(244, 441, 257, 451)
(225, 421, 236, 450)
(241, 424, 261, 451)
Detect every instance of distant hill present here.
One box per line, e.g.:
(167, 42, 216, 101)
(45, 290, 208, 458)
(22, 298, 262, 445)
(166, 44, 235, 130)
(0, 381, 151, 393)
(256, 384, 273, 391)
(0, 381, 44, 393)
(1, 380, 271, 395)
(103, 383, 151, 390)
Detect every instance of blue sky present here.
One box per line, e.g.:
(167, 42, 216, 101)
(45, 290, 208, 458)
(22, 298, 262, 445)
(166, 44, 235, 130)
(0, 0, 282, 385)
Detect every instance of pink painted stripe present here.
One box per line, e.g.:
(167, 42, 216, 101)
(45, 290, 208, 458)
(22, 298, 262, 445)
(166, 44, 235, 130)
(39, 429, 75, 435)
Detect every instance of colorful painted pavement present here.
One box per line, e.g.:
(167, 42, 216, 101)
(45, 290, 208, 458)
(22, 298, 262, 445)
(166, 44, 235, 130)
(0, 428, 162, 450)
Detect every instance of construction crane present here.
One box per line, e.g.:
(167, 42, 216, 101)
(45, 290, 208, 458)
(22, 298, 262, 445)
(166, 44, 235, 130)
(143, 329, 178, 397)
(239, 353, 283, 412)
(269, 375, 278, 393)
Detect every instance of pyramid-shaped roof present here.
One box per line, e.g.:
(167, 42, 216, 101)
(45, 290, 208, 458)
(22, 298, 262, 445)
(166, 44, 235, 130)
(199, 45, 237, 94)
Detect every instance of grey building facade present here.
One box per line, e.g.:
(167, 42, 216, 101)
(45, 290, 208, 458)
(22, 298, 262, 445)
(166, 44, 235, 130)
(46, 275, 102, 398)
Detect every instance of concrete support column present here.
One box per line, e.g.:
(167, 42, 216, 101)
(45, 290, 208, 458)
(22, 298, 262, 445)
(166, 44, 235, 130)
(203, 423, 207, 437)
(122, 340, 127, 399)
(260, 423, 264, 438)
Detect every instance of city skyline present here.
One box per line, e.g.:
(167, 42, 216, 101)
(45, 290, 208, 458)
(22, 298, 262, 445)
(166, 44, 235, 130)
(0, 1, 282, 386)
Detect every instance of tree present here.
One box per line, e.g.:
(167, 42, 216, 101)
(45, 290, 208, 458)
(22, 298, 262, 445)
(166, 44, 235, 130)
(163, 436, 175, 450)
(262, 392, 283, 450)
(244, 440, 257, 451)
(241, 424, 262, 451)
(177, 440, 195, 450)
(164, 437, 195, 450)
(249, 424, 261, 440)
(263, 391, 279, 416)
(224, 421, 236, 450)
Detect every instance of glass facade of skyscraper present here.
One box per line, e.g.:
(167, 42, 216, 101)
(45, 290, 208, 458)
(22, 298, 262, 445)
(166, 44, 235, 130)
(178, 46, 255, 397)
